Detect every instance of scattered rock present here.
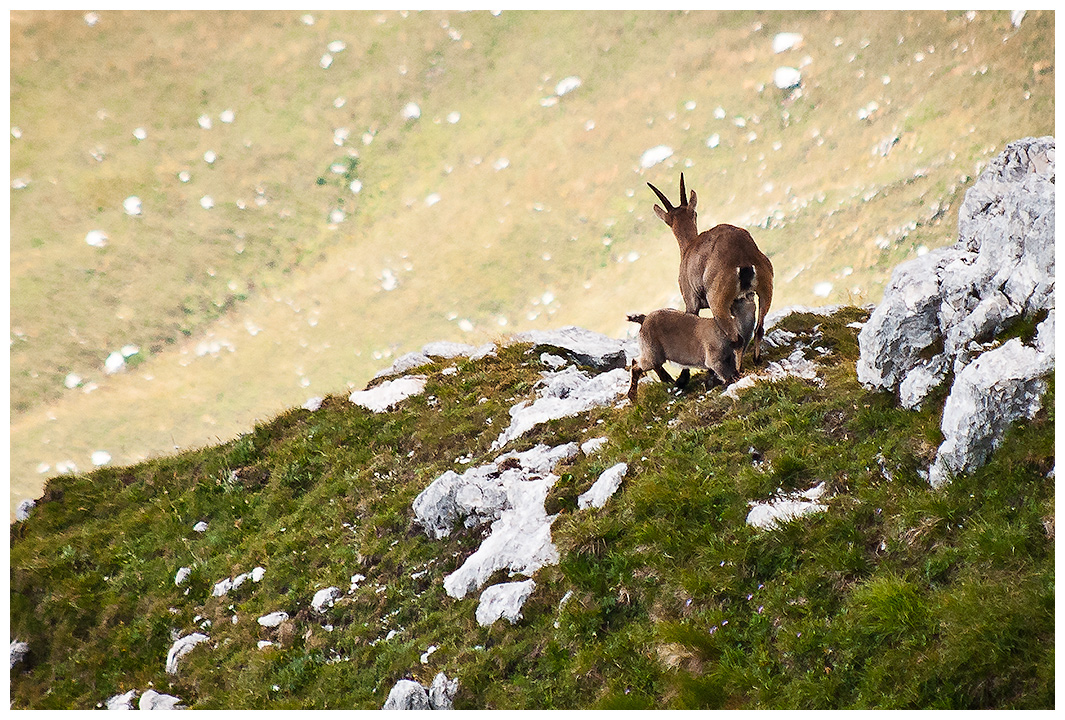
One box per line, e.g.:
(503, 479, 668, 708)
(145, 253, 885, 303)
(577, 462, 628, 509)
(105, 351, 126, 374)
(85, 230, 108, 248)
(427, 672, 459, 710)
(15, 499, 35, 522)
(123, 196, 141, 216)
(10, 641, 29, 669)
(350, 376, 428, 412)
(174, 567, 191, 586)
(106, 689, 138, 710)
(139, 689, 185, 710)
(382, 673, 457, 710)
(722, 349, 822, 400)
(746, 482, 828, 530)
(555, 76, 581, 96)
(311, 587, 342, 613)
(302, 396, 324, 412)
(580, 436, 608, 455)
(193, 521, 208, 533)
(773, 66, 802, 89)
(772, 32, 803, 53)
(640, 145, 673, 169)
(165, 633, 209, 675)
(476, 579, 536, 626)
(257, 611, 289, 628)
(401, 102, 421, 121)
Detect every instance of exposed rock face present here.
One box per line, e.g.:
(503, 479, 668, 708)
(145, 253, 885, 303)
(857, 136, 1055, 486)
(383, 673, 458, 710)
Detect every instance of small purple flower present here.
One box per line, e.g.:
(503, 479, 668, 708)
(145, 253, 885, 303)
(722, 620, 728, 626)
(747, 594, 753, 600)
(685, 598, 693, 607)
(758, 605, 764, 614)
(709, 626, 718, 634)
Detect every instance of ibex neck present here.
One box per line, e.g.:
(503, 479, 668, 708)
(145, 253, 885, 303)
(671, 218, 700, 247)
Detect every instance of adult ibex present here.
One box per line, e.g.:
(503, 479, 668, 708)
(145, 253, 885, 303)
(626, 294, 757, 404)
(647, 173, 774, 372)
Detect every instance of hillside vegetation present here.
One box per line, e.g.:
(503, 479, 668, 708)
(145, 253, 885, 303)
(9, 9, 1055, 512)
(9, 305, 1055, 709)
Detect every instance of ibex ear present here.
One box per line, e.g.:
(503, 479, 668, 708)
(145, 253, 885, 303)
(653, 204, 668, 222)
(689, 190, 698, 210)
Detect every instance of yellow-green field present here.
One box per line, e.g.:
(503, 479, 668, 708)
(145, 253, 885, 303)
(9, 9, 1055, 514)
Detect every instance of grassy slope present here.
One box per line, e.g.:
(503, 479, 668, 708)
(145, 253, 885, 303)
(9, 10, 1055, 512)
(9, 308, 1055, 709)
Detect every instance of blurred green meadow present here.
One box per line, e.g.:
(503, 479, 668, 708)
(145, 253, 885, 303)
(9, 9, 1055, 514)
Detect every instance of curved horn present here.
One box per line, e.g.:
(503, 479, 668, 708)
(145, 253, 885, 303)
(647, 182, 674, 211)
(679, 173, 687, 206)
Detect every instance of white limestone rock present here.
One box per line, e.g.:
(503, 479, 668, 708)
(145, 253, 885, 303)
(577, 462, 628, 509)
(165, 633, 209, 675)
(382, 679, 430, 710)
(747, 482, 828, 530)
(106, 688, 138, 710)
(350, 375, 427, 412)
(139, 689, 185, 710)
(476, 579, 536, 626)
(311, 586, 342, 613)
(512, 325, 635, 371)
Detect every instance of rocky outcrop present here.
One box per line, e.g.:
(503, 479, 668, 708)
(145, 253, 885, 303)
(165, 633, 209, 675)
(511, 326, 636, 371)
(857, 136, 1054, 486)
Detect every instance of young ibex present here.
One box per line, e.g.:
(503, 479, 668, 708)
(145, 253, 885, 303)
(647, 173, 774, 371)
(626, 294, 757, 404)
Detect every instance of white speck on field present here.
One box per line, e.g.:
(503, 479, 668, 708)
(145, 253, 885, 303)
(204, 150, 217, 164)
(133, 127, 147, 140)
(91, 450, 111, 466)
(178, 170, 191, 183)
(349, 179, 363, 194)
(425, 193, 441, 206)
(84, 11, 99, 26)
(640, 145, 672, 168)
(447, 111, 461, 124)
(320, 54, 333, 69)
(198, 114, 212, 130)
(402, 102, 421, 120)
(219, 109, 235, 123)
(813, 281, 833, 297)
(327, 40, 346, 53)
(555, 76, 581, 96)
(200, 196, 214, 210)
(85, 230, 108, 247)
(123, 196, 142, 216)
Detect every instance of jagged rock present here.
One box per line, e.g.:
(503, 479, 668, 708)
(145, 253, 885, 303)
(139, 689, 185, 710)
(15, 498, 35, 521)
(383, 679, 430, 710)
(106, 689, 138, 710)
(427, 672, 459, 710)
(577, 462, 628, 509)
(10, 641, 29, 669)
(857, 137, 1055, 486)
(165, 633, 209, 675)
(311, 586, 342, 613)
(857, 136, 1054, 405)
(476, 579, 537, 626)
(510, 326, 635, 371)
(929, 314, 1054, 488)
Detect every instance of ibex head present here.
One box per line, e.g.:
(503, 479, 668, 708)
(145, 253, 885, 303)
(647, 173, 698, 231)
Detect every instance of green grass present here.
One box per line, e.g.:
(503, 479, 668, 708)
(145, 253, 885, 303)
(10, 309, 1054, 709)
(9, 9, 1055, 513)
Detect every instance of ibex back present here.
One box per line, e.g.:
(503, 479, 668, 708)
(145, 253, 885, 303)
(648, 173, 774, 371)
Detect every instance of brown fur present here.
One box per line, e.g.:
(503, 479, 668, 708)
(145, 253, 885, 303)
(648, 173, 774, 370)
(626, 308, 747, 404)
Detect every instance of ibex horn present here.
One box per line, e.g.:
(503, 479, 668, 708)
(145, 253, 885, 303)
(647, 182, 674, 211)
(679, 173, 687, 205)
